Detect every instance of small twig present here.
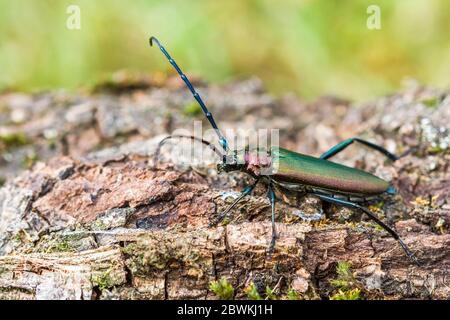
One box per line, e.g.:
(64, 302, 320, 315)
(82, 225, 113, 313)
(265, 275, 283, 300)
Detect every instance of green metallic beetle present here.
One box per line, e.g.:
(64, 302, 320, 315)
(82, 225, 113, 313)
(149, 37, 418, 264)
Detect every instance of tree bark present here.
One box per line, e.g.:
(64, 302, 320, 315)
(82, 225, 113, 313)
(0, 156, 448, 300)
(0, 76, 448, 299)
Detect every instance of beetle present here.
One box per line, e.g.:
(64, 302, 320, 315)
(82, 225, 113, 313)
(149, 36, 418, 264)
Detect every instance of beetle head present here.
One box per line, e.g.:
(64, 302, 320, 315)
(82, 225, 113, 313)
(217, 150, 246, 173)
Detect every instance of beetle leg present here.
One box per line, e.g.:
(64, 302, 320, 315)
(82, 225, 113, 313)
(312, 193, 419, 265)
(267, 182, 277, 256)
(210, 178, 260, 227)
(320, 137, 398, 161)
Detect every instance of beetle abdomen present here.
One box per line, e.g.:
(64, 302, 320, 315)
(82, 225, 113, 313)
(270, 147, 390, 195)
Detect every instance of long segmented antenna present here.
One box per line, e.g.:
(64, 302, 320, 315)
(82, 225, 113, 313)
(153, 134, 225, 167)
(149, 37, 229, 152)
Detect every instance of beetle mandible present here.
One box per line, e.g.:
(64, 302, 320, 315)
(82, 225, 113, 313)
(149, 37, 418, 264)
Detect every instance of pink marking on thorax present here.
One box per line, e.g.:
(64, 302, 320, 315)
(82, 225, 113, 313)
(244, 151, 271, 175)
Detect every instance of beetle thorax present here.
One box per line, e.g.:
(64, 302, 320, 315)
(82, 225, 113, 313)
(244, 150, 272, 176)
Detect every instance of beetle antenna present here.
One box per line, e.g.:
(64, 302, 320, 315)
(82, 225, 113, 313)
(149, 36, 229, 152)
(153, 134, 225, 167)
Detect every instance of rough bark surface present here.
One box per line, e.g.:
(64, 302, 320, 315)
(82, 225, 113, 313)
(0, 74, 448, 299)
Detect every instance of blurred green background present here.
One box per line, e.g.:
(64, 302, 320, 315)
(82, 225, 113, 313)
(0, 0, 449, 101)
